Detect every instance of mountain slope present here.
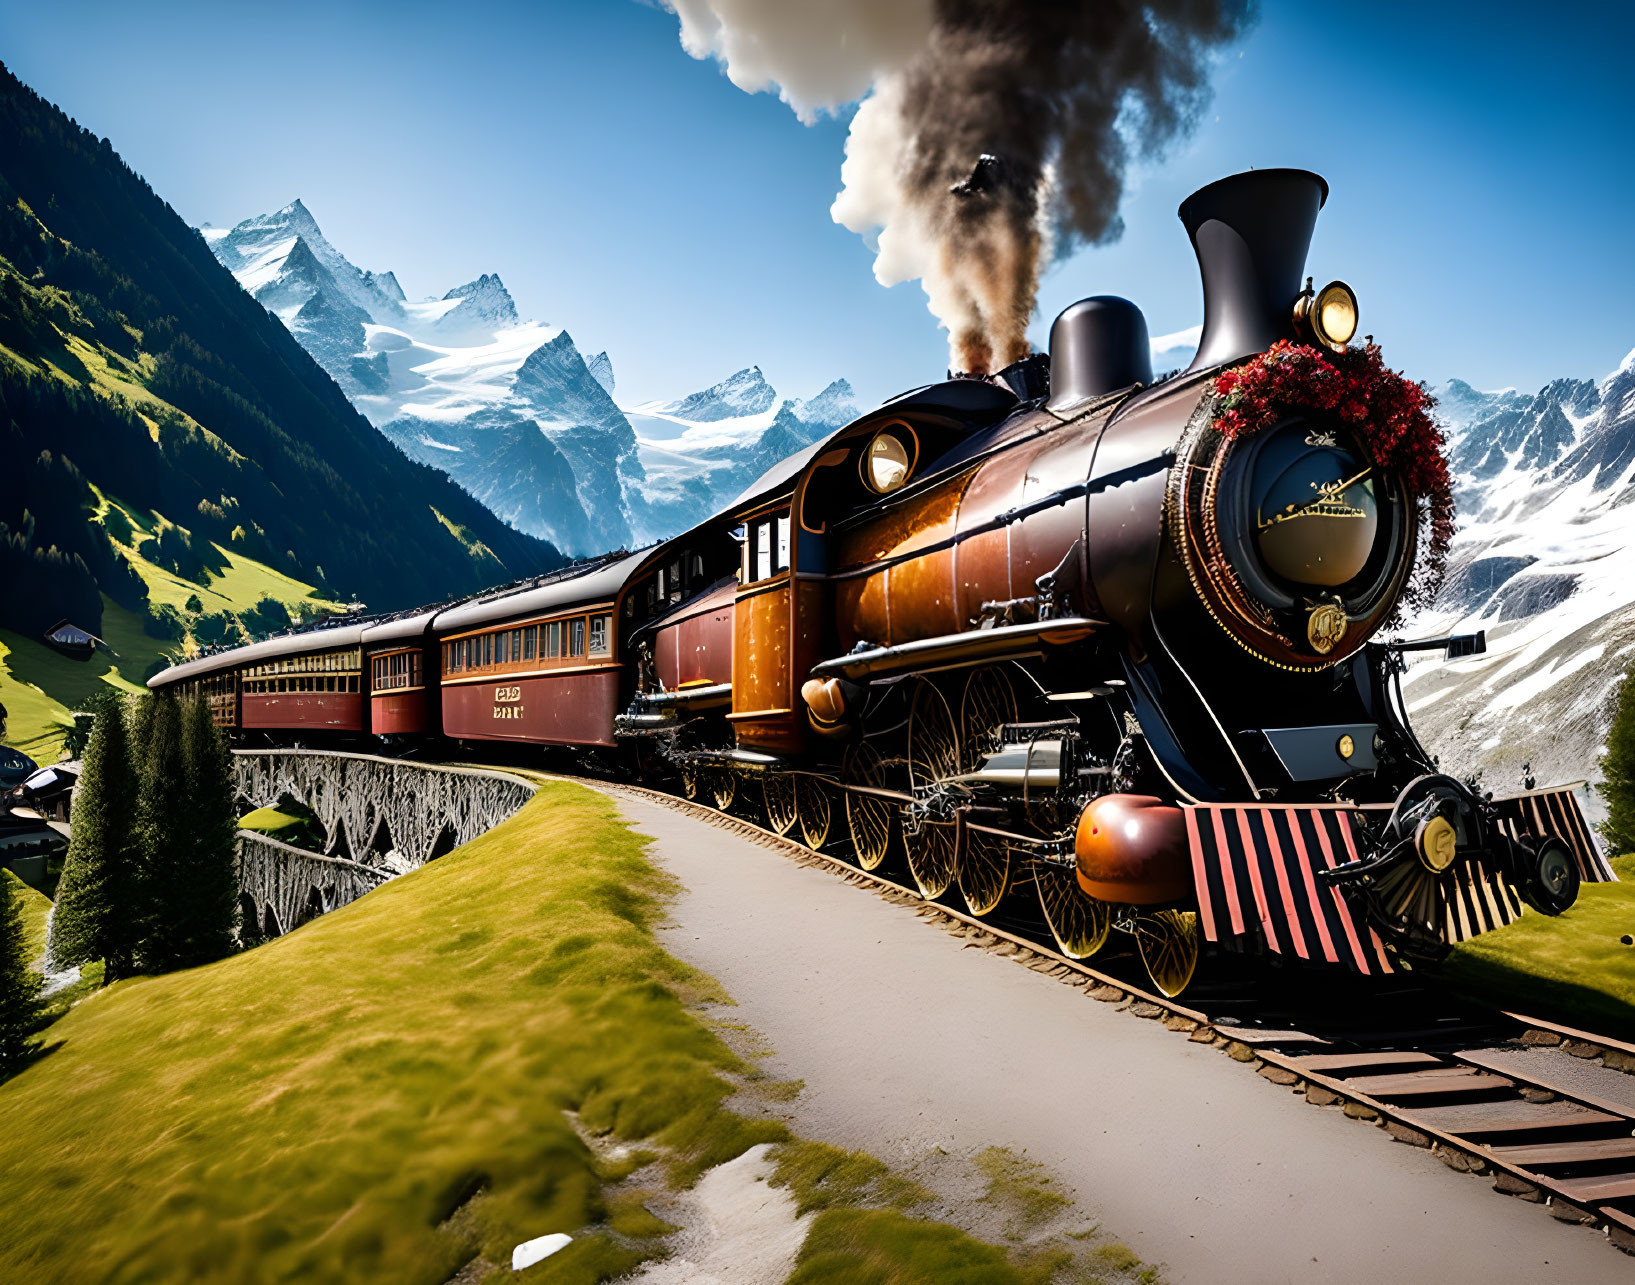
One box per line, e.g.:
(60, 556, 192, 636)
(1402, 350, 1635, 808)
(0, 60, 561, 647)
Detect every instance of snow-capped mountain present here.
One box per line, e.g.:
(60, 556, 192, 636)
(625, 369, 858, 533)
(201, 201, 854, 555)
(1400, 347, 1635, 810)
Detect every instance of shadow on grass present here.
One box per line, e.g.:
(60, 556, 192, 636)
(1438, 953, 1635, 1044)
(1, 1037, 63, 1089)
(1439, 861, 1635, 1042)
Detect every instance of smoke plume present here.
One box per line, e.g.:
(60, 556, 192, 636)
(666, 0, 1253, 373)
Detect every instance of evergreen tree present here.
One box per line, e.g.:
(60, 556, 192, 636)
(138, 694, 238, 970)
(135, 692, 186, 973)
(176, 694, 239, 965)
(49, 693, 144, 980)
(1599, 662, 1635, 854)
(0, 872, 41, 1077)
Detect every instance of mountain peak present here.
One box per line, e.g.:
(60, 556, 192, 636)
(586, 350, 615, 395)
(438, 273, 518, 330)
(793, 377, 857, 427)
(666, 365, 776, 421)
(444, 271, 508, 300)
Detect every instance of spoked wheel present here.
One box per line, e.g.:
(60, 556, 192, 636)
(958, 824, 1011, 917)
(679, 763, 699, 801)
(1135, 910, 1200, 998)
(960, 666, 1016, 771)
(1034, 863, 1111, 959)
(763, 774, 798, 836)
(795, 775, 832, 849)
(905, 681, 959, 899)
(710, 768, 737, 813)
(844, 741, 892, 871)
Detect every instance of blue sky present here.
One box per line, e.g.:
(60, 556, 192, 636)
(4, 0, 1633, 408)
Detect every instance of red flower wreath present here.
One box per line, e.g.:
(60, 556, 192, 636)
(1211, 340, 1455, 619)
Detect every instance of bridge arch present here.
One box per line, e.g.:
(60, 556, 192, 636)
(232, 751, 536, 935)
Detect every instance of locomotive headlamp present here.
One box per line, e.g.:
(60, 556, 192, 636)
(863, 428, 914, 494)
(1295, 279, 1359, 353)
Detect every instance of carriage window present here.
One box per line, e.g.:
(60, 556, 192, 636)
(755, 520, 772, 581)
(588, 613, 610, 657)
(523, 627, 537, 660)
(776, 516, 790, 573)
(544, 621, 557, 658)
(511, 629, 523, 661)
(570, 618, 585, 657)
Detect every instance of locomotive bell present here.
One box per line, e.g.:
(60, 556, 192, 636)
(1250, 425, 1379, 587)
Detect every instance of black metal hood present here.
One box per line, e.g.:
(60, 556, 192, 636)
(1180, 169, 1329, 374)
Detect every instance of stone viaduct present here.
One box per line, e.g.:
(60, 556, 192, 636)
(232, 750, 537, 938)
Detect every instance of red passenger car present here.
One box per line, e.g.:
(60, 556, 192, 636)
(153, 623, 368, 738)
(363, 611, 438, 740)
(434, 554, 644, 749)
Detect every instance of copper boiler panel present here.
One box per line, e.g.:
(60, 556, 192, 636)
(834, 408, 1111, 650)
(1074, 793, 1194, 905)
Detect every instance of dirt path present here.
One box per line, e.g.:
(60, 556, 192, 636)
(610, 792, 1629, 1284)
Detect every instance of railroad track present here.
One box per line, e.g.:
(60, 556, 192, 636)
(546, 769, 1635, 1259)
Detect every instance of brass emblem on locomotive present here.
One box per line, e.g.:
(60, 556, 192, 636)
(1305, 602, 1348, 654)
(1416, 814, 1458, 873)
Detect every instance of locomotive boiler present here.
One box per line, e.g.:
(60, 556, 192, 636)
(152, 167, 1612, 999)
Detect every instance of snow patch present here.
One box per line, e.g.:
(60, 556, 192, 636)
(622, 1144, 810, 1285)
(1481, 643, 1606, 715)
(511, 1233, 571, 1271)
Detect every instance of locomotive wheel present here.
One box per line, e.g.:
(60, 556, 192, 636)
(958, 826, 1011, 917)
(843, 742, 892, 871)
(710, 768, 737, 813)
(960, 666, 1017, 771)
(1135, 910, 1200, 998)
(796, 775, 832, 849)
(906, 681, 959, 898)
(763, 774, 798, 836)
(679, 763, 699, 801)
(1034, 863, 1111, 958)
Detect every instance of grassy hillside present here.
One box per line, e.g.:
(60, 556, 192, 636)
(0, 599, 152, 758)
(0, 58, 563, 654)
(0, 783, 1105, 1284)
(0, 503, 343, 759)
(1443, 854, 1635, 1040)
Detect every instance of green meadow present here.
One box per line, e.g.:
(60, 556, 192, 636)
(0, 782, 1129, 1283)
(1444, 853, 1635, 1040)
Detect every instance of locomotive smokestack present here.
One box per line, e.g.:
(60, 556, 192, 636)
(1180, 169, 1329, 374)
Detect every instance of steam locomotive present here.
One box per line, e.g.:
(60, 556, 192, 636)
(152, 168, 1611, 997)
